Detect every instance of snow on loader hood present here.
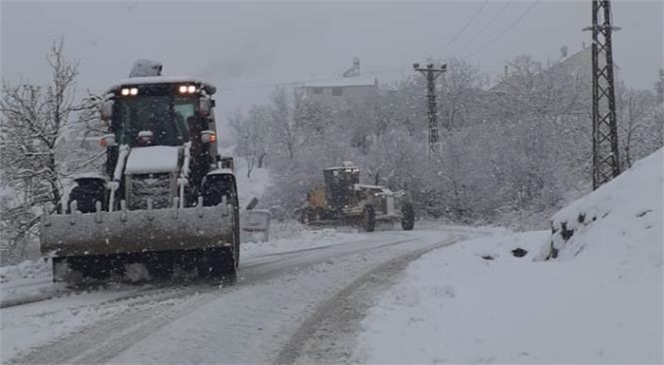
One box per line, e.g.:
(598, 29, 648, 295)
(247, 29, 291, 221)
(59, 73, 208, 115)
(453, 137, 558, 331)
(124, 146, 180, 174)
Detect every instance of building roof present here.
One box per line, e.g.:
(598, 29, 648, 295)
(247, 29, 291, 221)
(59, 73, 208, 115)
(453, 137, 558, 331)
(489, 47, 595, 92)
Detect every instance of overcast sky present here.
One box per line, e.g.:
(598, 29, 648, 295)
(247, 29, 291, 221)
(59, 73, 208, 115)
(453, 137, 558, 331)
(2, 1, 662, 128)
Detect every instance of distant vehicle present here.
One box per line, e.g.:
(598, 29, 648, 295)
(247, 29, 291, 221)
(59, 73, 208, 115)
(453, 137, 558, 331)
(300, 162, 415, 232)
(41, 60, 240, 285)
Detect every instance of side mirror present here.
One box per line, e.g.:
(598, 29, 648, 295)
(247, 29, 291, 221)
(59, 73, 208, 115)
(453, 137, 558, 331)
(220, 156, 234, 171)
(201, 130, 216, 144)
(100, 133, 116, 148)
(101, 100, 114, 121)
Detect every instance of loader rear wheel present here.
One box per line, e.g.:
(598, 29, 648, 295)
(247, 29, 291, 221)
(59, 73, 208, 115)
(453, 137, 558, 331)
(363, 205, 376, 232)
(401, 202, 415, 231)
(68, 179, 106, 213)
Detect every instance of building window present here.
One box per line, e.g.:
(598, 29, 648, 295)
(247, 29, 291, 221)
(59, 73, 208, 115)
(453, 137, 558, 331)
(332, 87, 343, 96)
(313, 87, 323, 94)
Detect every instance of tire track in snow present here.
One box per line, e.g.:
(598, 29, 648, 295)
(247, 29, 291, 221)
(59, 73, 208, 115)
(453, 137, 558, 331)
(274, 238, 458, 364)
(6, 231, 466, 364)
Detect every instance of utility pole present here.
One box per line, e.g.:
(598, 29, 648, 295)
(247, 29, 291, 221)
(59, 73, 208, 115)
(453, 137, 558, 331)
(584, 0, 621, 190)
(413, 63, 447, 157)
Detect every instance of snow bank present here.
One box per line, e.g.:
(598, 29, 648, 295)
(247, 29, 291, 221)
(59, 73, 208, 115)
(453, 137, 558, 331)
(355, 149, 663, 364)
(545, 148, 663, 262)
(0, 258, 50, 284)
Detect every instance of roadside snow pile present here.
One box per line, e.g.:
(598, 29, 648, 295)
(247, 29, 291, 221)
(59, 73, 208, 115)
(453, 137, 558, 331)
(354, 149, 663, 364)
(0, 258, 50, 284)
(544, 148, 663, 262)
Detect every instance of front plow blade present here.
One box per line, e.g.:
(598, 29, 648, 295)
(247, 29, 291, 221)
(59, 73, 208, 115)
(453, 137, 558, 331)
(41, 204, 234, 257)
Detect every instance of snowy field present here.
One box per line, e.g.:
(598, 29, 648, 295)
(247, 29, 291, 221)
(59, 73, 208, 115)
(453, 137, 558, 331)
(354, 149, 663, 364)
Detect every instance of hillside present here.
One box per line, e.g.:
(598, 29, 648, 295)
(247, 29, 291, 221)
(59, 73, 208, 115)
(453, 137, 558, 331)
(354, 149, 663, 363)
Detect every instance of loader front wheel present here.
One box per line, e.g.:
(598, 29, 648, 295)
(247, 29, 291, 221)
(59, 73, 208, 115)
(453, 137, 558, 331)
(401, 202, 415, 231)
(53, 257, 84, 285)
(202, 247, 236, 283)
(363, 205, 376, 232)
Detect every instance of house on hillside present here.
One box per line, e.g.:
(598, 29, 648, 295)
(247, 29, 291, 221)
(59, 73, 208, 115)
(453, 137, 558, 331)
(490, 45, 619, 94)
(298, 75, 379, 102)
(483, 45, 624, 124)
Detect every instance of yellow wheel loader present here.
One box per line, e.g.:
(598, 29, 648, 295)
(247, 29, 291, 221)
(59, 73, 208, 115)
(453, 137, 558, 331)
(41, 61, 240, 284)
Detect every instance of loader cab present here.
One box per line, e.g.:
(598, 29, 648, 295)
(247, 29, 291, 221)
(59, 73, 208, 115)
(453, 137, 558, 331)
(102, 77, 218, 177)
(323, 165, 360, 213)
(105, 80, 216, 147)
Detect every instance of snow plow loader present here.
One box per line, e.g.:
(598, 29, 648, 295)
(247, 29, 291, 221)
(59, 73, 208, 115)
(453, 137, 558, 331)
(41, 61, 240, 284)
(299, 162, 415, 232)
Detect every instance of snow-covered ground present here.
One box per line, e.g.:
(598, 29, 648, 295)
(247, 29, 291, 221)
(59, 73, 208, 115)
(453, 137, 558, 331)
(1, 228, 479, 363)
(354, 149, 663, 364)
(2, 150, 660, 364)
(0, 227, 366, 308)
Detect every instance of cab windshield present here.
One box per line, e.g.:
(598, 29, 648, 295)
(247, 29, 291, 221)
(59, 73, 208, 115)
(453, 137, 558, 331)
(113, 86, 197, 147)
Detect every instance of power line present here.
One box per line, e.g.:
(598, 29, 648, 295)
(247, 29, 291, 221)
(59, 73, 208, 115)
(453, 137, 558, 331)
(462, 0, 542, 61)
(217, 66, 410, 93)
(217, 0, 539, 94)
(215, 0, 547, 94)
(441, 0, 490, 55)
(455, 1, 513, 55)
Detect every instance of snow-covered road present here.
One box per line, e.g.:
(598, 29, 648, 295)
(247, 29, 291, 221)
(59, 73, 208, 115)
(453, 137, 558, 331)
(1, 228, 481, 364)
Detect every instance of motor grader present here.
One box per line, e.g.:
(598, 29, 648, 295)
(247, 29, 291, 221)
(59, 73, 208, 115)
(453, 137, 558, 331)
(41, 60, 240, 284)
(300, 162, 415, 232)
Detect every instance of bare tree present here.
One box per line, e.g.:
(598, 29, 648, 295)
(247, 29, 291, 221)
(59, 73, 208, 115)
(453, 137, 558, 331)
(617, 85, 662, 168)
(0, 39, 95, 247)
(267, 87, 296, 160)
(229, 107, 271, 178)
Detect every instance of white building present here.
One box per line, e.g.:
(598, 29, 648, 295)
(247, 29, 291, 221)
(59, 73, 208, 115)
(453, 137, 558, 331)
(298, 76, 379, 103)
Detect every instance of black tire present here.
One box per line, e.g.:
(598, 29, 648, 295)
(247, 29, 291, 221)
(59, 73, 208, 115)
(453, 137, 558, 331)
(146, 251, 175, 280)
(233, 208, 240, 268)
(202, 175, 234, 207)
(363, 205, 376, 232)
(401, 202, 415, 231)
(297, 208, 307, 224)
(57, 255, 115, 284)
(201, 172, 240, 283)
(304, 207, 321, 224)
(203, 247, 237, 283)
(68, 179, 106, 213)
